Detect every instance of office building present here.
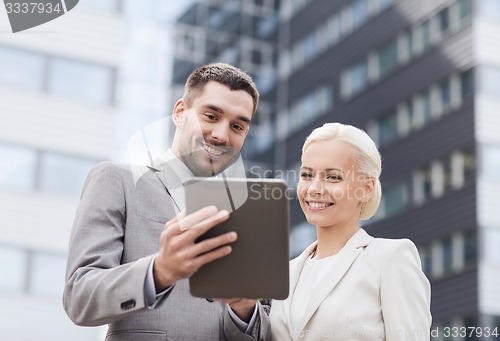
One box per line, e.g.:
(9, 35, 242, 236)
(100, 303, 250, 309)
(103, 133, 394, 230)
(173, 0, 500, 335)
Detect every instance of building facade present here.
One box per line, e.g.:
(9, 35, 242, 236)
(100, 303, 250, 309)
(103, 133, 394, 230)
(173, 0, 500, 337)
(0, 0, 181, 339)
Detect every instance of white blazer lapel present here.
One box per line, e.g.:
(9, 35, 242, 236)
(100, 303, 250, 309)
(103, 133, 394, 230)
(295, 229, 373, 335)
(282, 242, 318, 337)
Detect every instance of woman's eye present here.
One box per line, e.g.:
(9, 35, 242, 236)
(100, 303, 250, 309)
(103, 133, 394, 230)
(327, 175, 342, 181)
(300, 172, 313, 179)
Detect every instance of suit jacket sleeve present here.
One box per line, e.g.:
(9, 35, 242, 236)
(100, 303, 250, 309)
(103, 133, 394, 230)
(380, 239, 432, 341)
(223, 302, 271, 341)
(63, 162, 154, 326)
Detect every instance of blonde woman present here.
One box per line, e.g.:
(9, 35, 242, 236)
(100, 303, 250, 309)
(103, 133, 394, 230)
(270, 123, 431, 340)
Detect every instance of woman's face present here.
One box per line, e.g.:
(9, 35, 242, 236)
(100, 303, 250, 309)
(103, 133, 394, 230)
(297, 139, 373, 229)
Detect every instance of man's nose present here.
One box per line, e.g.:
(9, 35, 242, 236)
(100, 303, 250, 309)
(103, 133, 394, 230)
(210, 124, 229, 144)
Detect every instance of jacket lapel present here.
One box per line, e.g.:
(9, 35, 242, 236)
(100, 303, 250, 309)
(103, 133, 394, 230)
(282, 241, 318, 335)
(147, 161, 184, 211)
(294, 229, 373, 335)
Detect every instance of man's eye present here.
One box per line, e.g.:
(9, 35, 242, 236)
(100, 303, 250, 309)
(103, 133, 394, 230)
(232, 124, 244, 131)
(204, 113, 217, 120)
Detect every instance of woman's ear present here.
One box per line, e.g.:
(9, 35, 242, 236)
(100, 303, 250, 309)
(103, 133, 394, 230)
(360, 177, 375, 203)
(172, 98, 185, 128)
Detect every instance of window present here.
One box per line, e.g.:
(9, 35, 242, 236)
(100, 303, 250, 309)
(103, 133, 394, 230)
(0, 45, 44, 91)
(460, 68, 473, 99)
(39, 152, 97, 197)
(414, 167, 432, 205)
(378, 40, 398, 77)
(302, 32, 317, 63)
(0, 144, 36, 191)
(463, 230, 476, 264)
(412, 90, 432, 129)
(351, 0, 369, 30)
(442, 237, 453, 274)
(378, 111, 399, 146)
(29, 251, 67, 298)
(0, 246, 27, 292)
(382, 181, 407, 217)
(438, 7, 450, 35)
(48, 58, 114, 105)
(420, 246, 433, 278)
(342, 60, 368, 98)
(439, 78, 452, 113)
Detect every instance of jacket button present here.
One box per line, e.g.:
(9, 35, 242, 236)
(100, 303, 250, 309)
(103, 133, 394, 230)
(120, 299, 136, 310)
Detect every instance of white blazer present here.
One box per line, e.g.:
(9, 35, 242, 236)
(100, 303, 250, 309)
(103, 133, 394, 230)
(270, 228, 431, 341)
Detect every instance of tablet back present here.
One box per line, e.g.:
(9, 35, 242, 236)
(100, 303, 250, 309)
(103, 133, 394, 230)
(184, 177, 290, 300)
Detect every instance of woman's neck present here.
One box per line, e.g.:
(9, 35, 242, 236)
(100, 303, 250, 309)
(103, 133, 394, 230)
(313, 223, 359, 259)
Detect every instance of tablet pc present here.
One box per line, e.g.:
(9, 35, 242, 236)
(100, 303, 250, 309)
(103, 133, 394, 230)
(184, 177, 290, 299)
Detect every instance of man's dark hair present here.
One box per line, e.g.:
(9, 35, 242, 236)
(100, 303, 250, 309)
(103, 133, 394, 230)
(184, 63, 259, 116)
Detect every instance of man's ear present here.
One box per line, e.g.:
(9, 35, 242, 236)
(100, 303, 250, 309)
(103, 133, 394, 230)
(172, 98, 186, 128)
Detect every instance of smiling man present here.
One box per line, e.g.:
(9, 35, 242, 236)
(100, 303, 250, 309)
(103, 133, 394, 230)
(63, 63, 270, 341)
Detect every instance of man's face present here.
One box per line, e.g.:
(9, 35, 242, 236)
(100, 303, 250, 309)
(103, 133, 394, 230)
(172, 81, 254, 177)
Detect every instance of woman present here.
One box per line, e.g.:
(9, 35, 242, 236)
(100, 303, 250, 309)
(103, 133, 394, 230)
(270, 123, 431, 340)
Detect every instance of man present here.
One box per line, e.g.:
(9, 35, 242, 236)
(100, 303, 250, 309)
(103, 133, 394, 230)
(63, 63, 270, 341)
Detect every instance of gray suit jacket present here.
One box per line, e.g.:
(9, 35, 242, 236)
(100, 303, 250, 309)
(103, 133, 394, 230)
(63, 161, 271, 341)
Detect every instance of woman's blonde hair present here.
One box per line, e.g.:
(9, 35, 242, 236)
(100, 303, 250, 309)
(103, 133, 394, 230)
(302, 122, 382, 220)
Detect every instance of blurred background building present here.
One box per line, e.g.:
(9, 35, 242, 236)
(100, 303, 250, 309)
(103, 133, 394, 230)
(1, 0, 499, 339)
(172, 0, 500, 337)
(0, 0, 189, 339)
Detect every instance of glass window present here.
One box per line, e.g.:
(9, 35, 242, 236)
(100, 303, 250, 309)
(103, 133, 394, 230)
(442, 237, 453, 273)
(460, 68, 473, 99)
(38, 152, 97, 197)
(325, 14, 341, 47)
(421, 90, 432, 124)
(383, 181, 407, 217)
(462, 148, 475, 181)
(48, 58, 114, 105)
(463, 230, 476, 263)
(256, 16, 277, 38)
(422, 167, 432, 202)
(0, 45, 44, 91)
(378, 40, 398, 77)
(29, 251, 67, 298)
(440, 78, 452, 112)
(351, 0, 369, 30)
(420, 246, 433, 278)
(379, 0, 394, 11)
(378, 111, 398, 146)
(438, 7, 450, 35)
(302, 32, 317, 63)
(345, 61, 368, 97)
(0, 144, 36, 191)
(0, 246, 27, 292)
(290, 222, 316, 258)
(421, 20, 431, 50)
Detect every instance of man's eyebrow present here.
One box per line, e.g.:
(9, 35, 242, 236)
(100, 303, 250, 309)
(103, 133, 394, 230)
(203, 104, 251, 124)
